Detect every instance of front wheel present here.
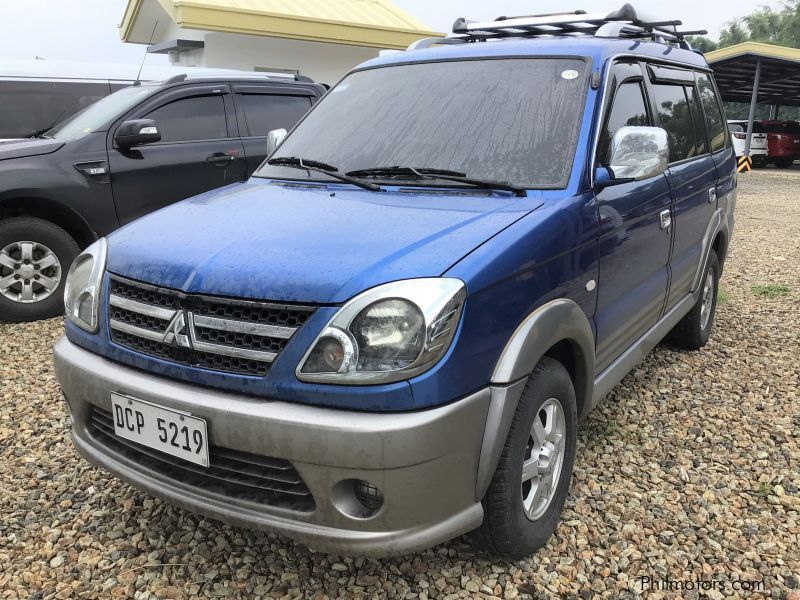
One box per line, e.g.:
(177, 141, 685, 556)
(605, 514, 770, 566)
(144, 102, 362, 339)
(0, 217, 80, 322)
(472, 357, 577, 559)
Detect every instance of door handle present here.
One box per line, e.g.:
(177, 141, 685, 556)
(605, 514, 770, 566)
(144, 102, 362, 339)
(708, 187, 717, 203)
(659, 209, 672, 231)
(206, 151, 238, 164)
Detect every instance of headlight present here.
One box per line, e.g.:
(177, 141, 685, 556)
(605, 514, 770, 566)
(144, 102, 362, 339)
(64, 238, 107, 333)
(297, 278, 466, 384)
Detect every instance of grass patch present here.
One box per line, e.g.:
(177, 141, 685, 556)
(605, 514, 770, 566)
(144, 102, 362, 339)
(717, 287, 729, 305)
(751, 284, 791, 298)
(757, 482, 774, 496)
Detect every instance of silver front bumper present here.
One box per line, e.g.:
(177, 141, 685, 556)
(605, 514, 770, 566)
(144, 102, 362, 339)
(53, 337, 489, 556)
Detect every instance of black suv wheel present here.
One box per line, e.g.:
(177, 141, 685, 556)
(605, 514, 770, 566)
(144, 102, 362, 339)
(472, 357, 577, 559)
(0, 217, 79, 322)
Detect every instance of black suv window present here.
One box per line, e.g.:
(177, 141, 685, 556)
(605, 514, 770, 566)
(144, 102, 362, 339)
(600, 81, 649, 164)
(652, 84, 697, 163)
(145, 95, 227, 143)
(696, 74, 727, 152)
(239, 94, 311, 137)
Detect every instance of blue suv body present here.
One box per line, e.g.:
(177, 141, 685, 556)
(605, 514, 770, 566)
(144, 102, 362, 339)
(54, 6, 736, 558)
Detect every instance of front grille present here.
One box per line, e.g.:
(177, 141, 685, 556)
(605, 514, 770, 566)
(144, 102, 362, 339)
(108, 276, 315, 376)
(88, 406, 315, 512)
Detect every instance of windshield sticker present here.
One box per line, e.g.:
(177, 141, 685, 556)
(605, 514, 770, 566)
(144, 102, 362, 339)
(561, 69, 580, 80)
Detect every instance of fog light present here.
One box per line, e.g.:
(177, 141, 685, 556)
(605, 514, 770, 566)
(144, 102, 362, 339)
(331, 478, 384, 519)
(354, 479, 384, 511)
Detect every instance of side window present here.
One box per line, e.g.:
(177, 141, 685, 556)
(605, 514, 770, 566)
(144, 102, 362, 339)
(651, 84, 696, 163)
(696, 73, 727, 152)
(600, 81, 649, 164)
(686, 86, 708, 157)
(239, 94, 312, 137)
(145, 95, 227, 143)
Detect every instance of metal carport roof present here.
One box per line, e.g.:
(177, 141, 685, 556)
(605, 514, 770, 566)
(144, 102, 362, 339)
(706, 42, 800, 107)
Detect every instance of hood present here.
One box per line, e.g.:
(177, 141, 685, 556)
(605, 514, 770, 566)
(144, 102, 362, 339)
(0, 138, 65, 161)
(107, 179, 542, 304)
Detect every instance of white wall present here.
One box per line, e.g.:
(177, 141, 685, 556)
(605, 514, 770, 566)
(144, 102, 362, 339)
(175, 32, 380, 86)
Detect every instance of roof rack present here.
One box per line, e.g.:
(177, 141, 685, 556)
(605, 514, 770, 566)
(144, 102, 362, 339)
(408, 4, 707, 52)
(161, 72, 314, 85)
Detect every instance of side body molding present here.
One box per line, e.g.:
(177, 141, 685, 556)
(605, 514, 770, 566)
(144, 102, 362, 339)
(475, 299, 595, 500)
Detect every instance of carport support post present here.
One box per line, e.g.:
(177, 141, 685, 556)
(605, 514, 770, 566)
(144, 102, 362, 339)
(744, 57, 762, 157)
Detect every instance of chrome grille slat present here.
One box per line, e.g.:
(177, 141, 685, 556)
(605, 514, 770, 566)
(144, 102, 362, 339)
(107, 275, 316, 376)
(109, 294, 177, 320)
(109, 319, 169, 342)
(193, 314, 295, 339)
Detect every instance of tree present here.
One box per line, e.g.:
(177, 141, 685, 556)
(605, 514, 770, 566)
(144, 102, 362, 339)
(714, 0, 800, 49)
(686, 35, 718, 52)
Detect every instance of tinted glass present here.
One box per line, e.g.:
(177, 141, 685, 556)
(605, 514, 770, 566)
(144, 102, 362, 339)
(239, 94, 311, 137)
(652, 84, 696, 162)
(600, 81, 649, 164)
(686, 86, 708, 156)
(696, 74, 727, 151)
(145, 95, 227, 142)
(728, 124, 744, 133)
(257, 58, 589, 188)
(0, 80, 111, 138)
(48, 84, 154, 141)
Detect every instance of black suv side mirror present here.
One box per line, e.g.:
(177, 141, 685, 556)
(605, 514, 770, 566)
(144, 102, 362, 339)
(115, 119, 161, 148)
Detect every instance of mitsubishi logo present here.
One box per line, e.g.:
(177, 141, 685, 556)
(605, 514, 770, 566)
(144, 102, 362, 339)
(162, 310, 192, 348)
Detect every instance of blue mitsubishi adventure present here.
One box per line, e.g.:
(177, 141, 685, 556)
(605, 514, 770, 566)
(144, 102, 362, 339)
(54, 5, 736, 558)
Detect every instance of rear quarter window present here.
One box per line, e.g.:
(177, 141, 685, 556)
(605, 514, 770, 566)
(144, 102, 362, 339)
(696, 73, 727, 152)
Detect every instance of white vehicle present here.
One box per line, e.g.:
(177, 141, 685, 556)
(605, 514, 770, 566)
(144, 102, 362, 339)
(727, 119, 769, 166)
(0, 59, 289, 139)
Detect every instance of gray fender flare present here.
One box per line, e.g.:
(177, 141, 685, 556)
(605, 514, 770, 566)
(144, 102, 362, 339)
(475, 299, 595, 500)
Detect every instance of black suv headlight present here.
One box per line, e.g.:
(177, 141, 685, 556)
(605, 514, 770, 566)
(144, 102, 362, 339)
(297, 278, 466, 384)
(64, 238, 107, 333)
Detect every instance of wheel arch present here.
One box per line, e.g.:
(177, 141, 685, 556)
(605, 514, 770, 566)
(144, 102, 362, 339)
(475, 299, 595, 500)
(0, 197, 98, 249)
(490, 298, 595, 419)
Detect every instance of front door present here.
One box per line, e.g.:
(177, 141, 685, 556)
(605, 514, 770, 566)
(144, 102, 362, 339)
(645, 72, 718, 309)
(594, 63, 673, 372)
(109, 85, 246, 226)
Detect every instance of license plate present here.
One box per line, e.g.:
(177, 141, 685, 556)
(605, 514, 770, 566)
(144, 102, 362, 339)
(110, 393, 209, 467)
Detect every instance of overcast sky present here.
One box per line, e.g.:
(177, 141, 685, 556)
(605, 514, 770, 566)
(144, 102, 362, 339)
(0, 0, 782, 65)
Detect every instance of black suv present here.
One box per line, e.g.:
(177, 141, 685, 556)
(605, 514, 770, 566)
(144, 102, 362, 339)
(0, 74, 324, 321)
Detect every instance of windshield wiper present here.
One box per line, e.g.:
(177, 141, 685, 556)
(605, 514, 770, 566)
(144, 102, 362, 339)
(28, 110, 66, 139)
(266, 157, 383, 192)
(345, 166, 527, 197)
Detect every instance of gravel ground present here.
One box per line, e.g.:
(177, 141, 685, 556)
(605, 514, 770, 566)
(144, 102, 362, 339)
(1, 170, 798, 600)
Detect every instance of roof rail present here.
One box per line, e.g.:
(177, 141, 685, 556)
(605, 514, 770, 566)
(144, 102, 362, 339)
(161, 72, 315, 85)
(408, 4, 707, 52)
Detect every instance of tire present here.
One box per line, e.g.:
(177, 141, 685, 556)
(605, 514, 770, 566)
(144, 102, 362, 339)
(472, 357, 577, 559)
(0, 217, 80, 322)
(752, 157, 767, 169)
(774, 157, 795, 169)
(664, 250, 719, 350)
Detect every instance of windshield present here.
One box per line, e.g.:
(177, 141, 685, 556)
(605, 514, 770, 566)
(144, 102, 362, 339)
(47, 85, 155, 141)
(255, 58, 589, 189)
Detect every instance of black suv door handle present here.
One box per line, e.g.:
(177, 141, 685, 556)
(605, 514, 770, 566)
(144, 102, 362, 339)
(206, 151, 238, 165)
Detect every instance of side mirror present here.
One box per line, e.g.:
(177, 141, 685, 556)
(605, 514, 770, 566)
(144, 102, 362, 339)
(596, 126, 669, 188)
(115, 119, 161, 148)
(266, 128, 287, 156)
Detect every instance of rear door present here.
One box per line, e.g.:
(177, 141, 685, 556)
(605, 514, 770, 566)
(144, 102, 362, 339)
(108, 84, 246, 225)
(644, 66, 718, 310)
(593, 62, 673, 372)
(231, 85, 316, 174)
